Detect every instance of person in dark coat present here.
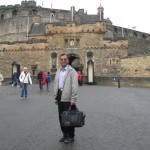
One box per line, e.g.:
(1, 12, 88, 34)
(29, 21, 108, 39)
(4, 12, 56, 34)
(46, 72, 51, 91)
(37, 70, 43, 91)
(12, 72, 19, 87)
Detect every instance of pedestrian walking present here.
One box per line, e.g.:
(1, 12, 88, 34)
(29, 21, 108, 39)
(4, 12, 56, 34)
(37, 70, 43, 91)
(12, 72, 19, 87)
(118, 78, 121, 88)
(46, 72, 51, 91)
(42, 71, 46, 87)
(54, 53, 78, 144)
(19, 67, 32, 100)
(77, 71, 82, 86)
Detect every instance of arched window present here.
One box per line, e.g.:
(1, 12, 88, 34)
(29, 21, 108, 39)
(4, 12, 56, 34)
(64, 39, 68, 47)
(51, 52, 57, 70)
(76, 39, 80, 46)
(114, 27, 118, 33)
(1, 14, 4, 20)
(142, 34, 146, 39)
(87, 51, 93, 61)
(124, 29, 128, 37)
(12, 10, 18, 17)
(32, 9, 38, 15)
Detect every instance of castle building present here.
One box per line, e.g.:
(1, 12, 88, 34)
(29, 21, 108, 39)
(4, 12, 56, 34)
(0, 0, 150, 87)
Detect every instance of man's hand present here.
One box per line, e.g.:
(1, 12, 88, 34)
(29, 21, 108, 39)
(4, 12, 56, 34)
(70, 101, 76, 105)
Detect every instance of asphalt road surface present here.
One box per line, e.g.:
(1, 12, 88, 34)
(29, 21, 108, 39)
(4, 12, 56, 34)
(0, 83, 150, 150)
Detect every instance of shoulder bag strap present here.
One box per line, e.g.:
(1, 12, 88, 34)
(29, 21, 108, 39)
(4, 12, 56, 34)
(22, 73, 27, 83)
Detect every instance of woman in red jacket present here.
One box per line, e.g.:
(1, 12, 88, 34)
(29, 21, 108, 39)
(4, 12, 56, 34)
(42, 71, 46, 86)
(77, 71, 82, 86)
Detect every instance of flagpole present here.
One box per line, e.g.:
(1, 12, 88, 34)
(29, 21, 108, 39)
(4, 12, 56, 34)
(50, 0, 52, 23)
(71, 0, 75, 23)
(99, 0, 101, 21)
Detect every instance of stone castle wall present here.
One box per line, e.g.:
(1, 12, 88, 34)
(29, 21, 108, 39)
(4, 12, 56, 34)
(1, 1, 150, 87)
(0, 42, 49, 78)
(0, 23, 128, 79)
(120, 56, 150, 77)
(1, 2, 150, 44)
(128, 37, 150, 56)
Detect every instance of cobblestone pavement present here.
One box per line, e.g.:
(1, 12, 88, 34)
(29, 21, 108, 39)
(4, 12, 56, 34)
(0, 83, 150, 150)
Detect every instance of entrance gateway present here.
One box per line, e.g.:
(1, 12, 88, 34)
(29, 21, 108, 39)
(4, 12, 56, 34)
(68, 53, 95, 84)
(68, 54, 83, 71)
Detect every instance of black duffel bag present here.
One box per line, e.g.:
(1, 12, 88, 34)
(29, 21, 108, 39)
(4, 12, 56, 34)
(61, 105, 85, 127)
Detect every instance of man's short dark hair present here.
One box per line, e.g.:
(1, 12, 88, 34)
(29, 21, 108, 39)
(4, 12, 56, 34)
(59, 53, 68, 59)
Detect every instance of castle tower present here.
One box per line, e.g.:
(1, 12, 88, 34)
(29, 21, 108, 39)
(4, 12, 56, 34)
(97, 1, 104, 21)
(71, 6, 75, 23)
(21, 0, 36, 7)
(21, 0, 28, 7)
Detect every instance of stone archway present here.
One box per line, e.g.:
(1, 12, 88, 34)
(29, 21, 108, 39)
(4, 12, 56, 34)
(12, 61, 20, 75)
(68, 53, 83, 71)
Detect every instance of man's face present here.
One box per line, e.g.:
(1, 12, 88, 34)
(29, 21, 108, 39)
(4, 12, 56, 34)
(59, 55, 69, 68)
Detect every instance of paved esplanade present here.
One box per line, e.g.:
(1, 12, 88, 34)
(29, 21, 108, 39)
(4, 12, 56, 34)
(0, 84, 150, 150)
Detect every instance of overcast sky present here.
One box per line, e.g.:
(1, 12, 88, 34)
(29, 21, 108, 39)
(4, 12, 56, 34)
(0, 0, 150, 34)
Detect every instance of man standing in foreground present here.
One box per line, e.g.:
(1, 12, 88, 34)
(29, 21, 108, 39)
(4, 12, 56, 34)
(54, 53, 78, 144)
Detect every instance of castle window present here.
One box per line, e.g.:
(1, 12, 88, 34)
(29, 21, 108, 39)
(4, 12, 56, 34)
(133, 32, 137, 37)
(124, 29, 128, 36)
(110, 60, 111, 65)
(87, 51, 93, 61)
(64, 39, 68, 47)
(114, 27, 118, 33)
(32, 9, 38, 15)
(31, 64, 37, 76)
(51, 52, 57, 70)
(76, 39, 80, 46)
(29, 10, 32, 15)
(12, 10, 18, 17)
(1, 14, 4, 20)
(51, 13, 55, 17)
(142, 34, 146, 39)
(124, 29, 127, 32)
